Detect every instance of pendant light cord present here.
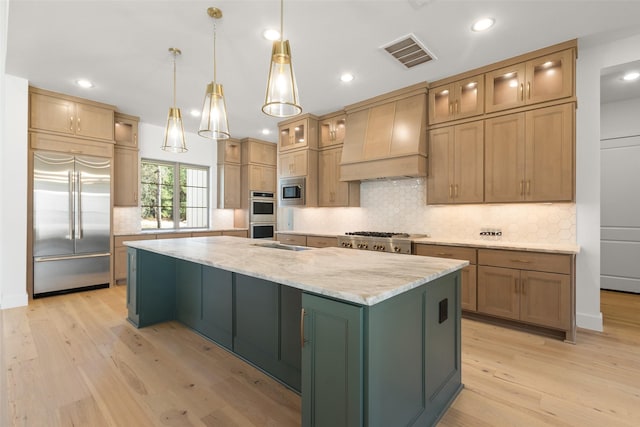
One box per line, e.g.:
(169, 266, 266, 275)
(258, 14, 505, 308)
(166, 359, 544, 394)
(172, 51, 177, 108)
(280, 0, 284, 40)
(213, 21, 217, 83)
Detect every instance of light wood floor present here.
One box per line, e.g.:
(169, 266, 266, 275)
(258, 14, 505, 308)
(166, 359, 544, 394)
(1, 288, 639, 426)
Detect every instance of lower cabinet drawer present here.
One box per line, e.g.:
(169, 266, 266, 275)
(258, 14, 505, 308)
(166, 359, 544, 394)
(478, 249, 571, 274)
(414, 244, 477, 264)
(277, 233, 307, 246)
(306, 236, 338, 248)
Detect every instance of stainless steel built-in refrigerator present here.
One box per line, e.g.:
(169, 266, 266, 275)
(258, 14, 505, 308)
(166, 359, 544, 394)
(33, 151, 111, 297)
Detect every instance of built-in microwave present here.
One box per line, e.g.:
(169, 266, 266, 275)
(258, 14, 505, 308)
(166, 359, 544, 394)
(280, 177, 305, 206)
(249, 191, 275, 223)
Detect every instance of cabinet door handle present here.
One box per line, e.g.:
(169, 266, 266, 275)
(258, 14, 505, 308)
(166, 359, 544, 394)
(520, 83, 524, 101)
(77, 117, 81, 132)
(70, 116, 74, 131)
(510, 259, 532, 264)
(134, 133, 138, 145)
(449, 184, 453, 198)
(522, 279, 527, 295)
(527, 82, 531, 99)
(300, 308, 307, 348)
(455, 184, 459, 197)
(455, 101, 459, 114)
(436, 252, 453, 257)
(526, 180, 531, 195)
(449, 103, 453, 115)
(520, 180, 524, 196)
(134, 191, 138, 203)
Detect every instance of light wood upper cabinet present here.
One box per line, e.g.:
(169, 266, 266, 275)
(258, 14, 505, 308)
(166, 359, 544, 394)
(114, 113, 139, 148)
(485, 103, 574, 202)
(280, 149, 310, 178)
(319, 113, 346, 148)
(318, 147, 359, 207)
(114, 146, 139, 206)
(30, 90, 114, 141)
(429, 75, 484, 125)
(241, 138, 276, 166)
(279, 115, 318, 152)
(217, 139, 242, 209)
(427, 121, 484, 204)
(245, 164, 276, 192)
(485, 49, 574, 113)
(218, 139, 241, 164)
(524, 104, 574, 202)
(218, 163, 241, 209)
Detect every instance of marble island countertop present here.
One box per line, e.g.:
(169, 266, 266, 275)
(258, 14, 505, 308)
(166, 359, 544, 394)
(125, 236, 468, 306)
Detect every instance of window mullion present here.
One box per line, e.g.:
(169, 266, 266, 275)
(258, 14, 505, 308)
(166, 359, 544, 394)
(174, 163, 180, 228)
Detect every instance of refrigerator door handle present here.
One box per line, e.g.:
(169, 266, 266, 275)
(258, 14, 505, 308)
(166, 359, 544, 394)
(34, 252, 111, 262)
(77, 171, 83, 239)
(68, 170, 74, 240)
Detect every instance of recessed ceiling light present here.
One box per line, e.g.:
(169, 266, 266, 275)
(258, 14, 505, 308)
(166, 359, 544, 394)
(471, 17, 495, 32)
(190, 109, 201, 117)
(76, 79, 94, 88)
(263, 29, 280, 41)
(261, 128, 271, 135)
(623, 71, 640, 81)
(340, 73, 355, 83)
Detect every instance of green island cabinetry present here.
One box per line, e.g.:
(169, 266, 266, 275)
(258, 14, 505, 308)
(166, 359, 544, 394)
(127, 246, 462, 426)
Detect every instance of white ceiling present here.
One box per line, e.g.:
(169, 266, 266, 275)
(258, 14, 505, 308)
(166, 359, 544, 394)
(7, 0, 640, 143)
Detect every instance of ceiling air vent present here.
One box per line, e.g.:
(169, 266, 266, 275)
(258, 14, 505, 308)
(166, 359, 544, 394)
(381, 34, 436, 69)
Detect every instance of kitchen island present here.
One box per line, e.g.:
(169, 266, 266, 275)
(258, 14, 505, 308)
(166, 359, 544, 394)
(125, 236, 468, 427)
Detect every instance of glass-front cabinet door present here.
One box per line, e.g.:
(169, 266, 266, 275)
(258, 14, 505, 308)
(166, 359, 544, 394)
(485, 63, 527, 113)
(526, 49, 573, 105)
(486, 49, 574, 113)
(429, 74, 484, 124)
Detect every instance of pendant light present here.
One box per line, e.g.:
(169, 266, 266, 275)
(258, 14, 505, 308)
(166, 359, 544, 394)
(198, 7, 230, 140)
(162, 47, 188, 153)
(262, 0, 302, 117)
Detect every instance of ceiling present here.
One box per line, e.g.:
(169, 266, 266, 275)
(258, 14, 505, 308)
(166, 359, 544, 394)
(7, 0, 640, 143)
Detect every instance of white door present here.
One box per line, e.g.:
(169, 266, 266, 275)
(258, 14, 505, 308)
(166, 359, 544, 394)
(601, 135, 640, 293)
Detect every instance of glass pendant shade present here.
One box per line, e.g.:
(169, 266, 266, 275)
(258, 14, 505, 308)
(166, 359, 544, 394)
(262, 40, 302, 117)
(162, 107, 187, 153)
(198, 82, 230, 139)
(162, 47, 187, 153)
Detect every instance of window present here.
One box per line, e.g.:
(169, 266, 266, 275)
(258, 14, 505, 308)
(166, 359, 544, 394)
(140, 160, 209, 230)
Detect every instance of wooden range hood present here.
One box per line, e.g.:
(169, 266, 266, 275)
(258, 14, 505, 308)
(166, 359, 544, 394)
(340, 83, 428, 181)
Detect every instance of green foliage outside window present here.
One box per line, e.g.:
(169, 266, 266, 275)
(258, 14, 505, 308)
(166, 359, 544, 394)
(140, 160, 208, 229)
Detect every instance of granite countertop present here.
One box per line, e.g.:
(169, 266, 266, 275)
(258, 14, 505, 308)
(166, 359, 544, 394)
(412, 237, 580, 254)
(114, 228, 248, 237)
(276, 230, 345, 238)
(276, 230, 580, 254)
(125, 236, 468, 306)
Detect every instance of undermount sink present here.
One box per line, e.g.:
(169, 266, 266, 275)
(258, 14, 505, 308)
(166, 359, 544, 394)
(252, 242, 311, 251)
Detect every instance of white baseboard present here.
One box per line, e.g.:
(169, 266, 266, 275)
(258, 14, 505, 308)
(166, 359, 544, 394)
(576, 311, 604, 332)
(0, 292, 28, 310)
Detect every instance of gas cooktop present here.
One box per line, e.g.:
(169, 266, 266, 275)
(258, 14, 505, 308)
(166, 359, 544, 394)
(338, 231, 428, 254)
(345, 231, 411, 238)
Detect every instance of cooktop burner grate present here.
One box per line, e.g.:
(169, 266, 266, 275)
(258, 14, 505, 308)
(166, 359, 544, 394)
(345, 231, 411, 238)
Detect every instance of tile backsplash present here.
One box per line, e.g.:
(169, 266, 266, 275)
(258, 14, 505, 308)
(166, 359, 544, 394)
(278, 178, 576, 244)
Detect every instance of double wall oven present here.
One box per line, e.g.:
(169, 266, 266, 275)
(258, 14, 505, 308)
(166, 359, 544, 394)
(249, 191, 275, 239)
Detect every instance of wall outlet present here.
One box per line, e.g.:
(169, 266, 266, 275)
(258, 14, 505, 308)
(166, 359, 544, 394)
(479, 227, 502, 240)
